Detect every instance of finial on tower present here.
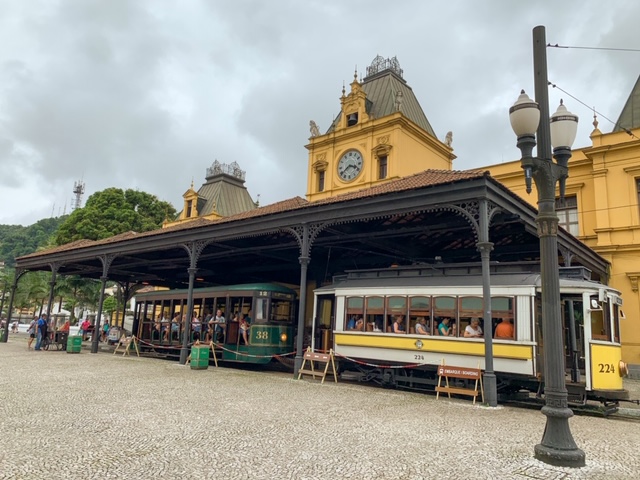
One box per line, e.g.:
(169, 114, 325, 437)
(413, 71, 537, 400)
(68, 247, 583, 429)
(592, 109, 599, 130)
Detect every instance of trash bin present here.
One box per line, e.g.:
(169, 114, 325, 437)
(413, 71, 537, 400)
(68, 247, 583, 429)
(190, 344, 210, 370)
(67, 335, 83, 354)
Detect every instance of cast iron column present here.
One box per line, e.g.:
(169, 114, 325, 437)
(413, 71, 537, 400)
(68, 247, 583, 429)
(1, 269, 25, 343)
(46, 266, 58, 326)
(180, 267, 197, 365)
(478, 200, 496, 407)
(531, 25, 585, 467)
(294, 224, 310, 376)
(1, 281, 18, 343)
(91, 276, 108, 354)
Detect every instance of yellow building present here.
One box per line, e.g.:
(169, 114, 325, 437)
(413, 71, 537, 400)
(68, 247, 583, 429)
(306, 56, 455, 201)
(485, 77, 640, 372)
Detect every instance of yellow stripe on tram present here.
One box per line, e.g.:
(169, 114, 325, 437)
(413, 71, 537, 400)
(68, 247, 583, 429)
(334, 333, 533, 360)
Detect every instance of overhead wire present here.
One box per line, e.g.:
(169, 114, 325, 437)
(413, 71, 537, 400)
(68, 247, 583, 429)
(544, 41, 640, 141)
(548, 43, 640, 53)
(547, 80, 640, 141)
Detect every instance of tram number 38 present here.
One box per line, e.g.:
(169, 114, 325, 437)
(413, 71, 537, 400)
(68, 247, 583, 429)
(256, 331, 269, 340)
(598, 363, 616, 374)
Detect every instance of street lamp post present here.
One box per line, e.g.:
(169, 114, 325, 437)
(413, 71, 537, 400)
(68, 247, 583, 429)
(509, 26, 585, 468)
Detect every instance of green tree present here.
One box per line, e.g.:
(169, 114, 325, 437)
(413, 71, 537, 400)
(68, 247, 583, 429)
(0, 216, 66, 266)
(102, 295, 118, 318)
(15, 271, 49, 316)
(54, 188, 176, 245)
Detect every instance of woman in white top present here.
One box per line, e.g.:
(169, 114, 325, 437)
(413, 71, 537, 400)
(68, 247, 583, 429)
(464, 318, 483, 338)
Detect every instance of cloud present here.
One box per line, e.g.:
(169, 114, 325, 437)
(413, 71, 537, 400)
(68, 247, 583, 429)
(0, 0, 639, 225)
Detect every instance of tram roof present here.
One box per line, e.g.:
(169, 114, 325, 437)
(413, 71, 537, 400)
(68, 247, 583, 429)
(13, 169, 611, 289)
(135, 283, 296, 299)
(313, 271, 618, 294)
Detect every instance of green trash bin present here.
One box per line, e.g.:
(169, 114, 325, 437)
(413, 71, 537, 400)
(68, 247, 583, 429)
(67, 335, 83, 354)
(190, 345, 210, 370)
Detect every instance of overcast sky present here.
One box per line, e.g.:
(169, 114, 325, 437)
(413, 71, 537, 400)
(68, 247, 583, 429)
(1, 0, 639, 226)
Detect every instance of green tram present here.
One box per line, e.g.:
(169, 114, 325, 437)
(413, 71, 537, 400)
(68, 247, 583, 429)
(133, 283, 297, 364)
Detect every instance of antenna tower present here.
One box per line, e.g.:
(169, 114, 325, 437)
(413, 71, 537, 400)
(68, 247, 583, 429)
(72, 180, 85, 211)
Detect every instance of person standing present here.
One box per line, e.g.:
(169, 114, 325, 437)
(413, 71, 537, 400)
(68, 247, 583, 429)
(80, 318, 91, 341)
(34, 313, 48, 351)
(102, 321, 110, 342)
(27, 316, 38, 350)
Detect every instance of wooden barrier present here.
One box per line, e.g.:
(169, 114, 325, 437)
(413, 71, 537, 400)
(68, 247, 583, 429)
(297, 347, 338, 384)
(114, 335, 140, 357)
(435, 361, 484, 405)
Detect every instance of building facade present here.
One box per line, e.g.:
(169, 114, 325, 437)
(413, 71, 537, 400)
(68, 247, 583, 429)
(485, 77, 640, 370)
(305, 56, 455, 202)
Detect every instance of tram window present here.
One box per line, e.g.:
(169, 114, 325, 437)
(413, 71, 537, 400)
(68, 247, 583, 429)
(366, 297, 385, 331)
(203, 297, 216, 321)
(590, 296, 611, 341)
(271, 299, 293, 323)
(345, 297, 364, 330)
(491, 297, 515, 338)
(229, 296, 253, 321)
(409, 296, 431, 334)
(434, 296, 456, 336)
(387, 297, 407, 334)
(613, 304, 621, 343)
(459, 297, 483, 337)
(254, 298, 267, 323)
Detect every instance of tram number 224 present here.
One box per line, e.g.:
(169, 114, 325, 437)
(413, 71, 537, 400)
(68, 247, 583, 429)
(598, 363, 615, 374)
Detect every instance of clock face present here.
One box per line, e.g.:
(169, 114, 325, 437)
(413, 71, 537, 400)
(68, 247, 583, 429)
(337, 150, 364, 181)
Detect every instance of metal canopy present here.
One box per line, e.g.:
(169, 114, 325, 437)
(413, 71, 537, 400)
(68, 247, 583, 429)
(14, 172, 609, 287)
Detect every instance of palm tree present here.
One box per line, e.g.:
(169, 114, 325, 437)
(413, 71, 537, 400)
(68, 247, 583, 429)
(15, 272, 49, 319)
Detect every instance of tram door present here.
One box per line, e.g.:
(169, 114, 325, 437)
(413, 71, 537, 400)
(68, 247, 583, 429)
(561, 296, 586, 383)
(315, 294, 335, 352)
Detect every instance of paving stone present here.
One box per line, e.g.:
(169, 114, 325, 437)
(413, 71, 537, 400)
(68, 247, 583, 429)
(0, 333, 638, 479)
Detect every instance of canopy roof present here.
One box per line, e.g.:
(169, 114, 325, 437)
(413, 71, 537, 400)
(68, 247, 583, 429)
(15, 169, 609, 288)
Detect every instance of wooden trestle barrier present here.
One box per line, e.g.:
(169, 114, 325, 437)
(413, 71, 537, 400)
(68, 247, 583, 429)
(113, 335, 140, 357)
(435, 360, 484, 405)
(297, 347, 338, 384)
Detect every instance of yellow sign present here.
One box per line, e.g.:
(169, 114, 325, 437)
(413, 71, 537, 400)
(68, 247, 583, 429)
(590, 343, 623, 390)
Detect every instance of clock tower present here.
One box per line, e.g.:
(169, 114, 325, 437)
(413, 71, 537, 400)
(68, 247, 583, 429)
(306, 56, 455, 201)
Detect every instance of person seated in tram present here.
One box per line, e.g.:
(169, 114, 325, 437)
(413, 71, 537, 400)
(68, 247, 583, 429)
(239, 313, 250, 345)
(494, 317, 514, 339)
(346, 316, 364, 331)
(437, 317, 451, 336)
(192, 314, 202, 341)
(464, 317, 483, 338)
(170, 313, 180, 341)
(57, 320, 70, 332)
(415, 317, 430, 335)
(392, 315, 405, 333)
(209, 309, 226, 342)
(151, 322, 161, 341)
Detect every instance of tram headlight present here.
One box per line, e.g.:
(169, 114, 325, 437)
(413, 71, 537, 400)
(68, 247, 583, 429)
(280, 332, 288, 342)
(619, 360, 629, 377)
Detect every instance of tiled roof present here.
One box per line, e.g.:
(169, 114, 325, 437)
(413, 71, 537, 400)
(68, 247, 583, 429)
(19, 170, 485, 259)
(614, 75, 640, 132)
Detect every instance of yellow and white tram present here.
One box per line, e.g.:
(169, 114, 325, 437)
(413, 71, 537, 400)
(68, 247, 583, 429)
(312, 264, 629, 403)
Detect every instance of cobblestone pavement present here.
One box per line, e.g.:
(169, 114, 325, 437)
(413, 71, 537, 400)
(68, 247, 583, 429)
(1, 334, 639, 480)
